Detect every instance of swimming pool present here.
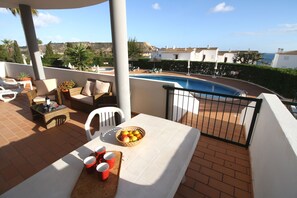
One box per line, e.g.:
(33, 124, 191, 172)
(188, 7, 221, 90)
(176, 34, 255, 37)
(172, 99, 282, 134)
(131, 75, 243, 96)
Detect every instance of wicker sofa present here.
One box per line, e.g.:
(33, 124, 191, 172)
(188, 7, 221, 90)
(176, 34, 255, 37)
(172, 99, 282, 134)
(69, 78, 116, 112)
(26, 78, 62, 106)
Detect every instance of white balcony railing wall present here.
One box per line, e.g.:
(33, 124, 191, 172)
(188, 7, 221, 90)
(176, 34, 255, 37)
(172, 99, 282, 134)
(1, 62, 177, 118)
(249, 93, 297, 198)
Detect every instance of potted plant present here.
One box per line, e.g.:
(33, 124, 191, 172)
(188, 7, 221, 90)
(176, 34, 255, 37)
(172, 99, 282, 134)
(58, 80, 76, 100)
(17, 72, 31, 81)
(58, 80, 76, 92)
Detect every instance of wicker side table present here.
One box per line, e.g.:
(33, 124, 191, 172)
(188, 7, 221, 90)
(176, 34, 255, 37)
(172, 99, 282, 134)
(30, 103, 70, 129)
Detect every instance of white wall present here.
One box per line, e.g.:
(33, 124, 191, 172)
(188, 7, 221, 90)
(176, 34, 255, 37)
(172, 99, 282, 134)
(271, 53, 279, 68)
(170, 89, 199, 121)
(43, 67, 117, 93)
(153, 50, 194, 61)
(3, 62, 195, 119)
(4, 62, 35, 79)
(4, 62, 116, 91)
(130, 78, 175, 118)
(250, 93, 297, 198)
(240, 101, 256, 139)
(271, 54, 297, 69)
(154, 49, 218, 62)
(217, 53, 235, 63)
(130, 77, 200, 119)
(201, 49, 218, 62)
(0, 62, 6, 78)
(163, 53, 174, 60)
(177, 52, 191, 60)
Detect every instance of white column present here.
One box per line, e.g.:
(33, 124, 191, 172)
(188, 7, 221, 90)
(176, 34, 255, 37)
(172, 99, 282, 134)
(109, 0, 131, 119)
(19, 4, 45, 80)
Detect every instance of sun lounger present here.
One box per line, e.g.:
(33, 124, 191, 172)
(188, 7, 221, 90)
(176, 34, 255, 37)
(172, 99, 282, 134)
(0, 86, 18, 102)
(0, 78, 23, 93)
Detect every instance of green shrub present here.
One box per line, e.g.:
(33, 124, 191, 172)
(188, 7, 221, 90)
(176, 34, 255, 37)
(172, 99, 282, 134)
(131, 60, 297, 98)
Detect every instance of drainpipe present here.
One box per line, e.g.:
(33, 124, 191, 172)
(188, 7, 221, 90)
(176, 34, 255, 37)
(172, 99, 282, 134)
(109, 0, 131, 119)
(19, 4, 45, 80)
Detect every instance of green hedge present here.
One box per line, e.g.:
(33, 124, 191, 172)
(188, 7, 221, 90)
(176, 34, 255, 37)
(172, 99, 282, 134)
(130, 59, 297, 98)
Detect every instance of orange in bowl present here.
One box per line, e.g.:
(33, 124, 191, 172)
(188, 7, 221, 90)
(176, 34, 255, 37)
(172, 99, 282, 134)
(116, 126, 145, 147)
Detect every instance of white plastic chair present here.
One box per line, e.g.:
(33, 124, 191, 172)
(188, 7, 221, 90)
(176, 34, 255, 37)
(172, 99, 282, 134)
(0, 86, 18, 102)
(85, 107, 125, 141)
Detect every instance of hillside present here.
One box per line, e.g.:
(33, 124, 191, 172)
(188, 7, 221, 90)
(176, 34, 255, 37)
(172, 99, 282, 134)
(20, 42, 157, 55)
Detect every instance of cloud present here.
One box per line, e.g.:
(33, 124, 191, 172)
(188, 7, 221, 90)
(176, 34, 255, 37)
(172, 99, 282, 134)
(211, 2, 234, 13)
(234, 23, 297, 37)
(278, 23, 297, 33)
(152, 3, 161, 10)
(33, 12, 60, 28)
(0, 8, 8, 14)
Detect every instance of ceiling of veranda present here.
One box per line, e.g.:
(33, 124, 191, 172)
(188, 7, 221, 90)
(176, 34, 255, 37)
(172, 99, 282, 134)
(0, 0, 107, 9)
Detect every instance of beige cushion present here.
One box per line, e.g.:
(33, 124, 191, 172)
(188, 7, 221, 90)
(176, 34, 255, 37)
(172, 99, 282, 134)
(71, 94, 93, 105)
(35, 79, 57, 96)
(33, 95, 56, 103)
(93, 80, 110, 95)
(82, 80, 94, 96)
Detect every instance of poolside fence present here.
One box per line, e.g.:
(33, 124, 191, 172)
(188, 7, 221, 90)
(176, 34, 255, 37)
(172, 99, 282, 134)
(163, 85, 262, 147)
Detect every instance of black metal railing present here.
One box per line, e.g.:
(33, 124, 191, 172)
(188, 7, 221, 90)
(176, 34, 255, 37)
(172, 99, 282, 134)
(281, 100, 297, 119)
(163, 85, 262, 147)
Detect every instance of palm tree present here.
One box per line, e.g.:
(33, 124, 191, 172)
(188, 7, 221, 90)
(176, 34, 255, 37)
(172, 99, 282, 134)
(7, 8, 38, 16)
(128, 37, 143, 61)
(64, 44, 93, 71)
(1, 39, 14, 60)
(2, 39, 13, 49)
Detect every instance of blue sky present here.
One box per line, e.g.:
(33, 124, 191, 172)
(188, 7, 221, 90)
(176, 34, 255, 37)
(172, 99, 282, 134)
(1, 0, 297, 53)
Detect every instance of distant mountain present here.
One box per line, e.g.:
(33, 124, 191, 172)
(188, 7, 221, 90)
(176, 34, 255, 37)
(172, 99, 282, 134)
(20, 42, 157, 55)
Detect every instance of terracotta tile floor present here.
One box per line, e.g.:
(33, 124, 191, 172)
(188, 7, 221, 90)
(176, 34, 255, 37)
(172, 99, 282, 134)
(0, 93, 89, 194)
(174, 136, 252, 198)
(0, 92, 253, 197)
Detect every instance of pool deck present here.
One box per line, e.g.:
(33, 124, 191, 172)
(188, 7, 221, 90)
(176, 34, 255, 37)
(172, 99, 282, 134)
(128, 69, 275, 97)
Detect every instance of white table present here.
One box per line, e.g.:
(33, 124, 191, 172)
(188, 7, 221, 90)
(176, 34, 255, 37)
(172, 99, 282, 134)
(0, 114, 200, 198)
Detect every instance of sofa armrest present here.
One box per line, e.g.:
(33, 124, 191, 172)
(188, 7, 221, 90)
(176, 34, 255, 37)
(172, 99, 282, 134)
(26, 89, 37, 106)
(93, 93, 109, 100)
(94, 94, 117, 106)
(69, 87, 83, 97)
(55, 88, 62, 105)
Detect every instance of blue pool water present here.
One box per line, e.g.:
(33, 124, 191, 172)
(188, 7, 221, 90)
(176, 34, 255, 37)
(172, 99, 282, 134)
(131, 75, 242, 96)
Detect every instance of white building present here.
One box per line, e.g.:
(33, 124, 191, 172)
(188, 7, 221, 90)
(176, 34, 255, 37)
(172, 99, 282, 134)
(217, 51, 236, 63)
(271, 49, 297, 69)
(151, 46, 258, 64)
(151, 46, 219, 62)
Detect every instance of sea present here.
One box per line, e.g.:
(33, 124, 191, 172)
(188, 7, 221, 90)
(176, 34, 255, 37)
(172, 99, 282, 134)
(258, 53, 275, 65)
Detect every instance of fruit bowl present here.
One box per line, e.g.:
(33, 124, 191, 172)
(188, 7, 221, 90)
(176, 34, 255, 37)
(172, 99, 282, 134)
(116, 126, 145, 147)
